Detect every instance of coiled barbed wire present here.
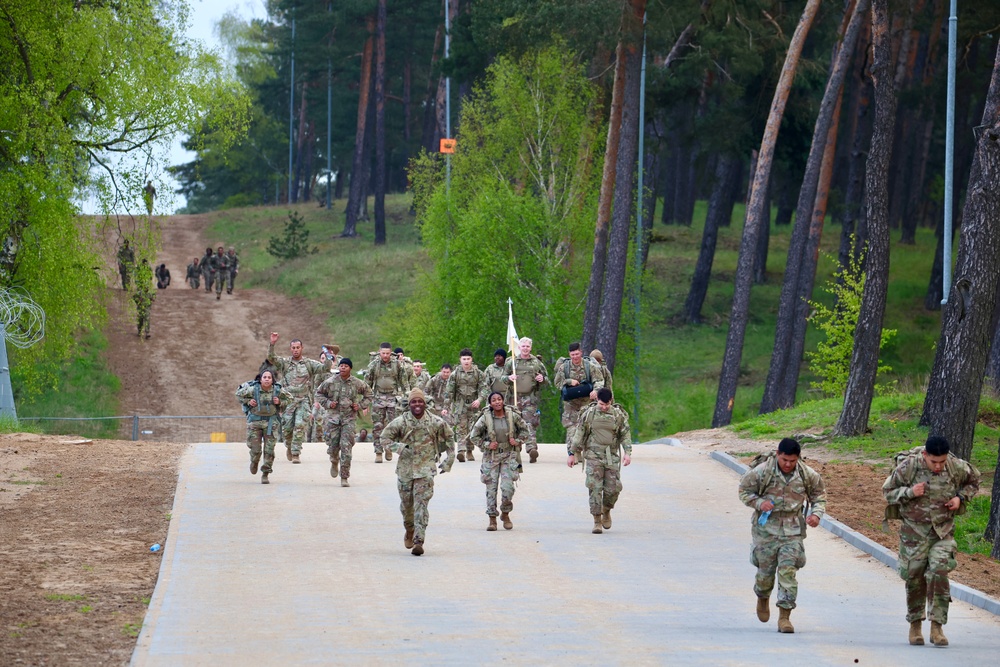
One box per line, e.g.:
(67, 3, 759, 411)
(0, 289, 45, 349)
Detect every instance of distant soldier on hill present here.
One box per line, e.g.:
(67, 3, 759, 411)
(155, 263, 171, 289)
(132, 259, 155, 339)
(143, 180, 156, 215)
(209, 245, 230, 300)
(225, 247, 239, 295)
(116, 239, 135, 290)
(200, 247, 214, 292)
(185, 257, 200, 289)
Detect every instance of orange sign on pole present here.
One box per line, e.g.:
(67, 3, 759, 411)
(439, 138, 456, 154)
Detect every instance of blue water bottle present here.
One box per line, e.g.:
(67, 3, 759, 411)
(150, 543, 162, 553)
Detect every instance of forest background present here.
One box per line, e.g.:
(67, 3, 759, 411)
(4, 0, 1000, 555)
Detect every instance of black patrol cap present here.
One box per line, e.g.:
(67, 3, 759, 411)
(339, 358, 353, 368)
(393, 347, 404, 354)
(494, 348, 507, 359)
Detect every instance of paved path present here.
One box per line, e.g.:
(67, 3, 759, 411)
(132, 441, 1000, 665)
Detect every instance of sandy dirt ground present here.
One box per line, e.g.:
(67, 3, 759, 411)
(0, 214, 997, 664)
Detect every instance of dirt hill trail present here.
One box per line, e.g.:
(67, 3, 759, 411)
(104, 214, 335, 421)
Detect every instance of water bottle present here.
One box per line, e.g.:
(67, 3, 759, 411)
(150, 543, 162, 553)
(757, 510, 771, 526)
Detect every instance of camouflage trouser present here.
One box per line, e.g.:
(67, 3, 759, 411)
(136, 307, 151, 337)
(187, 274, 199, 289)
(751, 534, 806, 610)
(203, 268, 213, 291)
(898, 529, 957, 624)
(582, 452, 623, 515)
(398, 476, 435, 544)
(514, 395, 540, 454)
(481, 450, 519, 516)
(227, 269, 237, 293)
(371, 393, 398, 455)
(246, 418, 278, 474)
(453, 403, 478, 454)
(281, 397, 311, 454)
(325, 416, 357, 480)
(215, 270, 226, 296)
(561, 399, 589, 453)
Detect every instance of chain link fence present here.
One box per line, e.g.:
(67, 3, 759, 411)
(19, 415, 248, 443)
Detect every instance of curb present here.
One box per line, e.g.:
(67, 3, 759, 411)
(705, 448, 1000, 618)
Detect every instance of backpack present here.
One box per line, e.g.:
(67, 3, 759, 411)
(745, 452, 815, 528)
(883, 447, 966, 528)
(238, 379, 282, 415)
(559, 356, 594, 401)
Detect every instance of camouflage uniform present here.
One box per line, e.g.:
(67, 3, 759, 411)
(117, 242, 135, 289)
(225, 250, 239, 294)
(267, 342, 332, 457)
(470, 406, 531, 518)
(413, 369, 432, 392)
(200, 250, 214, 291)
(366, 356, 412, 456)
(502, 354, 549, 456)
(236, 381, 292, 477)
(445, 365, 485, 458)
(739, 457, 827, 611)
(425, 371, 450, 418)
(554, 357, 604, 452)
(185, 261, 200, 289)
(882, 450, 980, 625)
(480, 362, 509, 401)
(209, 250, 230, 298)
(571, 402, 632, 516)
(315, 373, 373, 482)
(383, 410, 456, 547)
(132, 261, 155, 338)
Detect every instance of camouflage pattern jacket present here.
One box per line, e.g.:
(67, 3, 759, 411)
(470, 406, 532, 455)
(502, 354, 549, 400)
(209, 252, 230, 274)
(445, 365, 484, 412)
(882, 449, 980, 540)
(571, 402, 631, 463)
(554, 357, 605, 410)
(480, 363, 509, 403)
(414, 370, 432, 392)
(383, 411, 456, 481)
(366, 357, 411, 396)
(267, 343, 332, 400)
(425, 372, 449, 410)
(315, 374, 373, 424)
(739, 457, 827, 539)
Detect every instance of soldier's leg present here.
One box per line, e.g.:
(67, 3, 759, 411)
(261, 428, 276, 474)
(325, 420, 341, 474)
(584, 458, 606, 516)
(774, 538, 806, 610)
(602, 465, 623, 510)
(519, 396, 540, 458)
(246, 423, 262, 472)
(482, 459, 500, 517)
(412, 477, 435, 544)
(227, 270, 235, 294)
(498, 456, 518, 514)
(562, 403, 581, 453)
(898, 536, 931, 622)
(289, 401, 309, 456)
(281, 410, 294, 453)
(398, 478, 415, 532)
(925, 537, 957, 625)
(751, 536, 779, 599)
(339, 421, 356, 480)
(215, 271, 224, 297)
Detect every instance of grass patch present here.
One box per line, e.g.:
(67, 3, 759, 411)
(122, 622, 142, 638)
(44, 593, 87, 602)
(78, 605, 93, 613)
(955, 495, 993, 556)
(15, 330, 121, 438)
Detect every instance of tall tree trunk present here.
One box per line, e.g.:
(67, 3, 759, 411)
(342, 15, 375, 237)
(595, 0, 647, 373)
(761, 0, 868, 414)
(838, 77, 872, 274)
(753, 183, 771, 284)
(919, 41, 1000, 462)
(774, 181, 795, 226)
(373, 0, 387, 245)
(988, 442, 1000, 553)
(925, 212, 947, 310)
(712, 0, 822, 427)
(582, 41, 627, 352)
(834, 0, 900, 437)
(684, 153, 740, 324)
(782, 94, 845, 406)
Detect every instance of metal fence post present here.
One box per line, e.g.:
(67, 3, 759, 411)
(132, 415, 139, 441)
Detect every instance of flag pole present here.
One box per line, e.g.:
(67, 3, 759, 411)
(507, 297, 518, 407)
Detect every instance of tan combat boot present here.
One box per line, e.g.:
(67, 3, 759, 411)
(929, 621, 948, 646)
(330, 459, 339, 478)
(261, 472, 270, 485)
(385, 450, 393, 461)
(757, 596, 770, 623)
(250, 457, 260, 475)
(404, 527, 414, 549)
(602, 507, 612, 530)
(908, 620, 924, 645)
(777, 608, 794, 633)
(411, 539, 424, 556)
(501, 512, 512, 530)
(529, 450, 538, 463)
(375, 452, 383, 463)
(592, 515, 603, 534)
(341, 477, 350, 487)
(291, 454, 301, 464)
(456, 451, 466, 463)
(286, 446, 293, 461)
(466, 449, 475, 461)
(487, 516, 497, 531)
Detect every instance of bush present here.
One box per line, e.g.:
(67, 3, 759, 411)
(266, 211, 316, 260)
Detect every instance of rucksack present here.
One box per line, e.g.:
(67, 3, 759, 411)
(559, 356, 594, 401)
(238, 379, 282, 415)
(882, 447, 966, 528)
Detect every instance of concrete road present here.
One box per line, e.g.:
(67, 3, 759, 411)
(132, 441, 1000, 666)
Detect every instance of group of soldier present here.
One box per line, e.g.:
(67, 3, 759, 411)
(186, 245, 239, 299)
(739, 434, 980, 647)
(237, 333, 632, 556)
(237, 332, 982, 648)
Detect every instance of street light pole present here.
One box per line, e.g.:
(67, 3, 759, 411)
(942, 0, 957, 305)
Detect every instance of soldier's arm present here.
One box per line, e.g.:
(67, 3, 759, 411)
(356, 379, 373, 411)
(267, 343, 280, 368)
(617, 410, 633, 456)
(537, 359, 549, 384)
(443, 377, 456, 411)
(398, 364, 412, 393)
(590, 361, 605, 390)
(882, 462, 916, 505)
(738, 467, 767, 510)
(277, 388, 294, 409)
(381, 417, 406, 454)
(437, 420, 456, 472)
(804, 467, 827, 517)
(314, 380, 334, 410)
(513, 412, 532, 443)
(957, 461, 981, 506)
(554, 362, 568, 388)
(469, 415, 488, 451)
(570, 412, 589, 457)
(235, 385, 252, 404)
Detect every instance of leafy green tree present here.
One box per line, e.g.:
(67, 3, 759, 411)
(394, 45, 605, 441)
(267, 211, 317, 260)
(0, 0, 249, 395)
